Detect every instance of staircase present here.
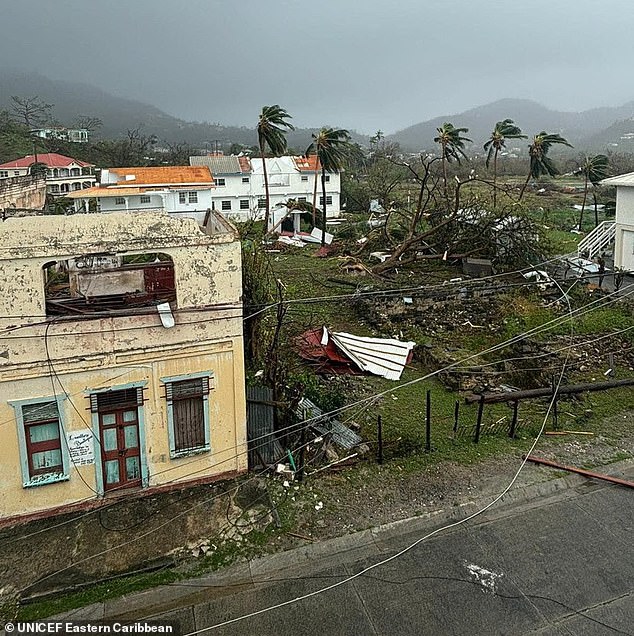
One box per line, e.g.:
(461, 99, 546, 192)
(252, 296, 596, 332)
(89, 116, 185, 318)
(577, 221, 616, 259)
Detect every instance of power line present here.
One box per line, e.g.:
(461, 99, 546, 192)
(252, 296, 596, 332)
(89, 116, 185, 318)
(182, 276, 577, 633)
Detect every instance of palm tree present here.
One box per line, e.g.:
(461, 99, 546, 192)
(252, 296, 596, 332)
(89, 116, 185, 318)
(257, 105, 294, 231)
(519, 132, 572, 199)
(434, 123, 472, 204)
(483, 119, 526, 208)
(574, 154, 610, 229)
(306, 127, 351, 246)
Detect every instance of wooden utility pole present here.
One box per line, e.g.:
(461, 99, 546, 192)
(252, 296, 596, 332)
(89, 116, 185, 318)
(465, 378, 634, 405)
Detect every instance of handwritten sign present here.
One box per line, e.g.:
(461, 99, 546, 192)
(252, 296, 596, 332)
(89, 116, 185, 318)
(67, 430, 95, 466)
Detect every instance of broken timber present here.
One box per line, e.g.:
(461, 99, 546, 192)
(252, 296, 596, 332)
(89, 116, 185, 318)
(465, 378, 634, 405)
(524, 455, 634, 489)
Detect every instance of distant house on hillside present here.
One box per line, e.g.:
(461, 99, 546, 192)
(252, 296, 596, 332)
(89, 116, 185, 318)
(31, 127, 90, 143)
(67, 166, 215, 222)
(0, 153, 96, 197)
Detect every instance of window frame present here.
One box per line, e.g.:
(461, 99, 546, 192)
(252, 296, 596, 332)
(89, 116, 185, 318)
(241, 176, 250, 184)
(215, 178, 226, 187)
(221, 200, 232, 211)
(239, 199, 250, 210)
(179, 191, 187, 204)
(114, 196, 126, 205)
(257, 198, 266, 209)
(0, 170, 8, 178)
(301, 175, 309, 182)
(10, 396, 70, 488)
(160, 372, 214, 459)
(140, 194, 151, 204)
(188, 191, 198, 204)
(319, 195, 333, 205)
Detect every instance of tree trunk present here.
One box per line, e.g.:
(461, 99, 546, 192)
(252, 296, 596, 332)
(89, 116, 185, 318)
(518, 171, 532, 200)
(578, 176, 588, 231)
(593, 189, 599, 227)
(441, 151, 449, 207)
(312, 157, 320, 226)
(321, 167, 327, 247)
(492, 149, 498, 209)
(260, 140, 270, 233)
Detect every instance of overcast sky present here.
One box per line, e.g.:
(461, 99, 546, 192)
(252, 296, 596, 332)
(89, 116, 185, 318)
(2, 0, 633, 134)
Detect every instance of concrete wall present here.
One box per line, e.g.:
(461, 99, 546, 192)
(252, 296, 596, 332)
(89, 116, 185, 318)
(0, 175, 47, 210)
(0, 212, 247, 522)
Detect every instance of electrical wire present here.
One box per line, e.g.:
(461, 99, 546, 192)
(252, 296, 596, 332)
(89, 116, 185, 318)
(2, 285, 632, 547)
(180, 270, 577, 634)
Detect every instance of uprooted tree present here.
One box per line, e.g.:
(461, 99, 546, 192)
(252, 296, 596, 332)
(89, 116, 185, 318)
(364, 155, 546, 275)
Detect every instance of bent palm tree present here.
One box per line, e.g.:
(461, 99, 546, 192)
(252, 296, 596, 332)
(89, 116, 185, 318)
(434, 123, 472, 205)
(483, 119, 526, 208)
(257, 105, 294, 231)
(574, 154, 610, 230)
(519, 132, 572, 200)
(306, 127, 351, 246)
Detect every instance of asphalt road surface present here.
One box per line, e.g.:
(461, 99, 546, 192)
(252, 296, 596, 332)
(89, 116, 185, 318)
(136, 475, 634, 636)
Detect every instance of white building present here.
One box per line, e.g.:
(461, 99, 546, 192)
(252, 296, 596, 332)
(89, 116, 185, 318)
(67, 166, 215, 223)
(0, 153, 96, 197)
(190, 154, 342, 224)
(31, 127, 90, 143)
(598, 173, 634, 272)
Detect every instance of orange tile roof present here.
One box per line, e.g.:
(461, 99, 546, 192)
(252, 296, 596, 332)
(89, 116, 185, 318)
(109, 166, 213, 185)
(293, 156, 320, 171)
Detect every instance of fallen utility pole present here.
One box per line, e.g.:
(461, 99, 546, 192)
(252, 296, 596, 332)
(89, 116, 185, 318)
(465, 378, 634, 405)
(524, 455, 634, 489)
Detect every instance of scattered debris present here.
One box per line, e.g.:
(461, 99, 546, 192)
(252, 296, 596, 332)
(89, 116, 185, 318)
(524, 455, 634, 489)
(465, 563, 503, 594)
(296, 397, 363, 450)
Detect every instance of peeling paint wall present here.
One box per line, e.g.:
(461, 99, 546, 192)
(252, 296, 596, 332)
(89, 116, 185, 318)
(0, 176, 47, 210)
(0, 212, 247, 522)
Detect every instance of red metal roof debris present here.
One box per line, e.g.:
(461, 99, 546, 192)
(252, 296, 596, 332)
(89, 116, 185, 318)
(296, 328, 361, 375)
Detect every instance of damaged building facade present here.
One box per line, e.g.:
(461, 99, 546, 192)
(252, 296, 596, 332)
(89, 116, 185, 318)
(0, 211, 247, 524)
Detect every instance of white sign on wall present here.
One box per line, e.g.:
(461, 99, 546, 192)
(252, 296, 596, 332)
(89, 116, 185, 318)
(67, 430, 95, 466)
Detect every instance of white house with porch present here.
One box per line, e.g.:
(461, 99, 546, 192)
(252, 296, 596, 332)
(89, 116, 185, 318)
(0, 153, 96, 197)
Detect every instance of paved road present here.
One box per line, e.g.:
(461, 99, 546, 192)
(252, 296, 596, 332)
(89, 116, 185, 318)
(59, 469, 634, 635)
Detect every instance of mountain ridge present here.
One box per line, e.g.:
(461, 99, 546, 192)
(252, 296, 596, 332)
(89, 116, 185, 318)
(389, 98, 634, 151)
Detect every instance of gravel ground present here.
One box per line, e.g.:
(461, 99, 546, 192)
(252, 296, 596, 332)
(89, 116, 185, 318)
(288, 418, 634, 543)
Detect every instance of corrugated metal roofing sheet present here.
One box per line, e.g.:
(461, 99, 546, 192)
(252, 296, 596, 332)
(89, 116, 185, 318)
(327, 328, 416, 381)
(296, 397, 363, 450)
(190, 155, 242, 175)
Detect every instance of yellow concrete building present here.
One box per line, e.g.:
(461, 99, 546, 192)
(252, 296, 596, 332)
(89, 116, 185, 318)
(0, 211, 247, 524)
